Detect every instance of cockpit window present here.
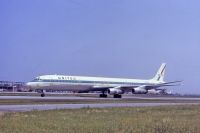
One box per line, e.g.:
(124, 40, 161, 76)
(36, 77, 40, 80)
(32, 77, 41, 82)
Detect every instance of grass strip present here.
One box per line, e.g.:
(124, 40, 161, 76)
(0, 105, 200, 133)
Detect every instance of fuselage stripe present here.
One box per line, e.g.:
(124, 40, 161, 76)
(31, 79, 152, 86)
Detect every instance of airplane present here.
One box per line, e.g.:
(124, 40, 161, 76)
(26, 63, 181, 98)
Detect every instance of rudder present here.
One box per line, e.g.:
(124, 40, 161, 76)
(152, 63, 166, 82)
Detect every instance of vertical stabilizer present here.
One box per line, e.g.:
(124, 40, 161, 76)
(152, 63, 166, 82)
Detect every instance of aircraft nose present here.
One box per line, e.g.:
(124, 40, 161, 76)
(25, 82, 33, 88)
(25, 82, 30, 86)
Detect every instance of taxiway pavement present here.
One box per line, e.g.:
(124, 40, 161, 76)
(1, 95, 200, 100)
(0, 103, 199, 112)
(1, 95, 200, 112)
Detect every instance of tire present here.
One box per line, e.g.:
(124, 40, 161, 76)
(99, 94, 107, 98)
(114, 94, 122, 98)
(41, 93, 45, 97)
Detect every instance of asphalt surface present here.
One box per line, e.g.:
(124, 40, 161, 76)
(0, 95, 200, 112)
(1, 95, 200, 100)
(0, 103, 198, 112)
(0, 96, 101, 100)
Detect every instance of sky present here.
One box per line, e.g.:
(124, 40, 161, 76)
(0, 0, 199, 94)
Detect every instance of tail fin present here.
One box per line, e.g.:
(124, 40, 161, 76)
(152, 63, 166, 82)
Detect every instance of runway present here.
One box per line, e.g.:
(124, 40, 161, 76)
(0, 95, 200, 112)
(0, 96, 102, 100)
(1, 95, 200, 100)
(0, 103, 199, 112)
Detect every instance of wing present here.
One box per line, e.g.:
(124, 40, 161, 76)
(116, 80, 182, 90)
(90, 80, 182, 92)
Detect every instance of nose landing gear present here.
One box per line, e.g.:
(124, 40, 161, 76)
(41, 93, 45, 97)
(40, 90, 46, 97)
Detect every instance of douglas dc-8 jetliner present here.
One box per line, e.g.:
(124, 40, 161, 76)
(26, 63, 180, 98)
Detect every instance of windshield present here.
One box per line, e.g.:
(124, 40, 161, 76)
(32, 77, 41, 82)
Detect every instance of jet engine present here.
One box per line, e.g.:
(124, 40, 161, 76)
(132, 86, 148, 94)
(108, 88, 123, 95)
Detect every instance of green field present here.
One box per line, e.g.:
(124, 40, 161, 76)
(0, 105, 200, 133)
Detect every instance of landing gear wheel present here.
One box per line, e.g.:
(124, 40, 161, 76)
(99, 94, 107, 98)
(41, 93, 45, 97)
(113, 94, 122, 98)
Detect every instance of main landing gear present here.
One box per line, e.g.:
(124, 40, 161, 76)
(99, 91, 107, 98)
(99, 94, 107, 98)
(113, 94, 122, 98)
(99, 91, 122, 98)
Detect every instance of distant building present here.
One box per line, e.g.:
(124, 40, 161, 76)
(0, 81, 26, 92)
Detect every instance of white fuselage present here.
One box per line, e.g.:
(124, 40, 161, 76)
(26, 75, 162, 92)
